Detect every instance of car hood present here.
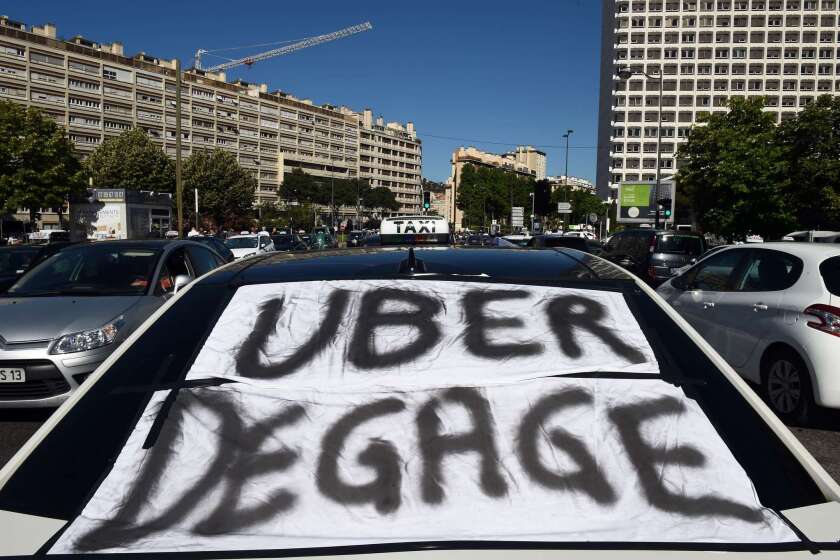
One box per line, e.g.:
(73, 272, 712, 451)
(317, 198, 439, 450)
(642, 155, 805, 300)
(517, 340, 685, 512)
(0, 296, 143, 343)
(230, 248, 258, 259)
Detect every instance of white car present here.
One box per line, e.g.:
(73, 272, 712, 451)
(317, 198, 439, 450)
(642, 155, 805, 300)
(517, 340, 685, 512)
(657, 242, 840, 422)
(224, 232, 274, 259)
(563, 231, 596, 240)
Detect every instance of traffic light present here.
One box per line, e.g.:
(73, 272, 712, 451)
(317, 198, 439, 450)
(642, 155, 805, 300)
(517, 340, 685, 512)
(534, 180, 551, 215)
(422, 191, 431, 210)
(657, 198, 673, 219)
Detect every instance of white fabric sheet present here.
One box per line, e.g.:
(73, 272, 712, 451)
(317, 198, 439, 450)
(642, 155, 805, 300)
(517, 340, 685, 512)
(51, 379, 795, 554)
(186, 280, 659, 391)
(49, 281, 797, 554)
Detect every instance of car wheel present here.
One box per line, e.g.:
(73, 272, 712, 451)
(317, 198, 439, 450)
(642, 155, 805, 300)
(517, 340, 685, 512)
(762, 348, 812, 425)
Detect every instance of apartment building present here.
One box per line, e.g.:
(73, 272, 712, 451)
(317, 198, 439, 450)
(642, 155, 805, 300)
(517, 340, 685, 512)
(0, 15, 422, 224)
(547, 175, 596, 192)
(506, 145, 547, 180)
(357, 109, 422, 214)
(596, 0, 840, 199)
(445, 146, 545, 228)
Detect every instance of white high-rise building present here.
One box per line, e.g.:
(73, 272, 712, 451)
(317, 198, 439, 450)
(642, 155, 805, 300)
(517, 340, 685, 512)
(596, 0, 840, 199)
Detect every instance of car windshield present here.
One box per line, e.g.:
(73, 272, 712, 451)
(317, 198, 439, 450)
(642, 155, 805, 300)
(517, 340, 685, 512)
(225, 237, 258, 249)
(6, 245, 159, 296)
(656, 234, 703, 256)
(0, 249, 38, 274)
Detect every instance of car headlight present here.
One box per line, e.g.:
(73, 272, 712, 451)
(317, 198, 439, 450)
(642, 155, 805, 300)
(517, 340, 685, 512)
(51, 317, 125, 355)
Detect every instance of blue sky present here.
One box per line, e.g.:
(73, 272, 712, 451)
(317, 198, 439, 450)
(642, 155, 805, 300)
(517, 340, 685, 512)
(14, 0, 603, 182)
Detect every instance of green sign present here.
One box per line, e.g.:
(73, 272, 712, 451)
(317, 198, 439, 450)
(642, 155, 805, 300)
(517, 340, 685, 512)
(620, 183, 651, 207)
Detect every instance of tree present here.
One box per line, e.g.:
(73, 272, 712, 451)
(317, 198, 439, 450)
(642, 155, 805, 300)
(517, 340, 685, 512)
(361, 186, 399, 215)
(182, 149, 256, 230)
(84, 128, 174, 192)
(281, 168, 321, 203)
(550, 186, 605, 227)
(0, 101, 85, 226)
(776, 95, 840, 230)
(676, 97, 794, 241)
(455, 164, 535, 230)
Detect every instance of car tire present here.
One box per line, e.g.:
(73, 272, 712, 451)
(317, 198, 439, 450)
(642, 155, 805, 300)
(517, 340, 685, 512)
(761, 347, 813, 425)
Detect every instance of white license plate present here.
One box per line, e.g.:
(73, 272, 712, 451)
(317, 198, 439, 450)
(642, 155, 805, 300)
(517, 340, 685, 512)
(0, 368, 26, 383)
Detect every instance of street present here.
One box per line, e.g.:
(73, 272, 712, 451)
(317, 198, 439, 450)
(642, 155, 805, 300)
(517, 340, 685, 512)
(2, 405, 839, 483)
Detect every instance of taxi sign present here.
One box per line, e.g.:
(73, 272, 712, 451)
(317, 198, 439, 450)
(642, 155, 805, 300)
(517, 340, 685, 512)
(380, 215, 450, 245)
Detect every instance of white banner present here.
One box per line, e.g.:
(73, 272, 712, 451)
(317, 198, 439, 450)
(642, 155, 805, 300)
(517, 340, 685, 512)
(186, 280, 659, 391)
(52, 378, 794, 554)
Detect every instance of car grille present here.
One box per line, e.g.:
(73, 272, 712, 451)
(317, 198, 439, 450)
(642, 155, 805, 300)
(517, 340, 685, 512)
(0, 360, 71, 401)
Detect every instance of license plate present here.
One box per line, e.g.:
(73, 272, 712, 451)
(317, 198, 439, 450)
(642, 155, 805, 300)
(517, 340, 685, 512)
(0, 368, 25, 383)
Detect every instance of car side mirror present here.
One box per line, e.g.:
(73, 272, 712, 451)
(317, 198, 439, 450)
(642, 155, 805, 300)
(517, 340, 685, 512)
(173, 274, 192, 294)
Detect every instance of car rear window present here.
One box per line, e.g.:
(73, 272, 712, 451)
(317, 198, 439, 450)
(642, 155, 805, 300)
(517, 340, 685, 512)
(655, 234, 704, 256)
(0, 275, 826, 555)
(820, 256, 840, 297)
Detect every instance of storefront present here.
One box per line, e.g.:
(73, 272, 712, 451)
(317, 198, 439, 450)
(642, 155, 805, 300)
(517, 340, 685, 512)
(69, 189, 173, 241)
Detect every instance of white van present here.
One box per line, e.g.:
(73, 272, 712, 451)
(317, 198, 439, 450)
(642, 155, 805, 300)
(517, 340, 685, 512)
(380, 215, 450, 245)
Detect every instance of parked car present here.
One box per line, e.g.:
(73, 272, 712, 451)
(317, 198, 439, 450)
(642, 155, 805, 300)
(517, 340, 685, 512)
(782, 230, 840, 244)
(0, 246, 40, 293)
(563, 230, 597, 240)
(527, 234, 603, 255)
(657, 243, 840, 422)
(602, 229, 706, 286)
(1, 244, 838, 555)
(347, 230, 367, 247)
(224, 232, 274, 259)
(188, 235, 235, 263)
(0, 242, 83, 293)
(502, 234, 532, 247)
(270, 233, 308, 252)
(0, 240, 226, 408)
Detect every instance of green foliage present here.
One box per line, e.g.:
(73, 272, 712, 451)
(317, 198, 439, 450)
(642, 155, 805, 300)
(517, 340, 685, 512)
(284, 202, 315, 232)
(84, 128, 175, 192)
(676, 97, 794, 241)
(0, 101, 85, 220)
(182, 148, 256, 229)
(550, 186, 605, 225)
(281, 168, 397, 215)
(361, 186, 399, 213)
(455, 164, 535, 229)
(776, 95, 840, 230)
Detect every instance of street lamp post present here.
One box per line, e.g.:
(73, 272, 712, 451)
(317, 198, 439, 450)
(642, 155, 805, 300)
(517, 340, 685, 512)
(562, 129, 573, 232)
(617, 66, 663, 229)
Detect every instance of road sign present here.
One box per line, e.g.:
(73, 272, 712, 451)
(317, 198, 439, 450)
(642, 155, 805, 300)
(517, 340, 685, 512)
(511, 206, 524, 228)
(557, 209, 572, 214)
(557, 202, 571, 211)
(588, 212, 599, 223)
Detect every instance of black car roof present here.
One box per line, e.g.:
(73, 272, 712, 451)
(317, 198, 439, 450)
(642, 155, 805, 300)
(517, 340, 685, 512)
(203, 246, 631, 287)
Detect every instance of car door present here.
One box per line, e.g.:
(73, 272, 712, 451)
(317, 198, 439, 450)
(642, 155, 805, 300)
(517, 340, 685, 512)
(155, 247, 194, 298)
(715, 249, 803, 369)
(186, 245, 224, 278)
(668, 248, 750, 349)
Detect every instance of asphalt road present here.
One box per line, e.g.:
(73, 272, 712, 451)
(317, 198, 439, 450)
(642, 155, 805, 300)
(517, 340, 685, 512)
(1, 406, 839, 483)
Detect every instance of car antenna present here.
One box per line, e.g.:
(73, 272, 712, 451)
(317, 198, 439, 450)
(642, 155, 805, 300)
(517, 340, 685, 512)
(398, 246, 426, 274)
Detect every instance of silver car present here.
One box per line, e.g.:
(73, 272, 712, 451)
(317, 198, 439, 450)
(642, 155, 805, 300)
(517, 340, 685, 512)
(0, 240, 225, 408)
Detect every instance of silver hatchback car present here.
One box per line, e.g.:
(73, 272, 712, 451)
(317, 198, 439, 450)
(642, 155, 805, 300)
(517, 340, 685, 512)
(0, 240, 225, 408)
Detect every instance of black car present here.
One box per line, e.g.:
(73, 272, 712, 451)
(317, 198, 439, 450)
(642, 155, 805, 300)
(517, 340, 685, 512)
(0, 246, 40, 293)
(270, 234, 308, 252)
(0, 242, 82, 293)
(347, 230, 367, 247)
(527, 235, 603, 255)
(601, 229, 705, 286)
(189, 236, 235, 263)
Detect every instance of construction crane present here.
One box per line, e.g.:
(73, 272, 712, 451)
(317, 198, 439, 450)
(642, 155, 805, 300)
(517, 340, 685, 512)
(194, 22, 373, 72)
